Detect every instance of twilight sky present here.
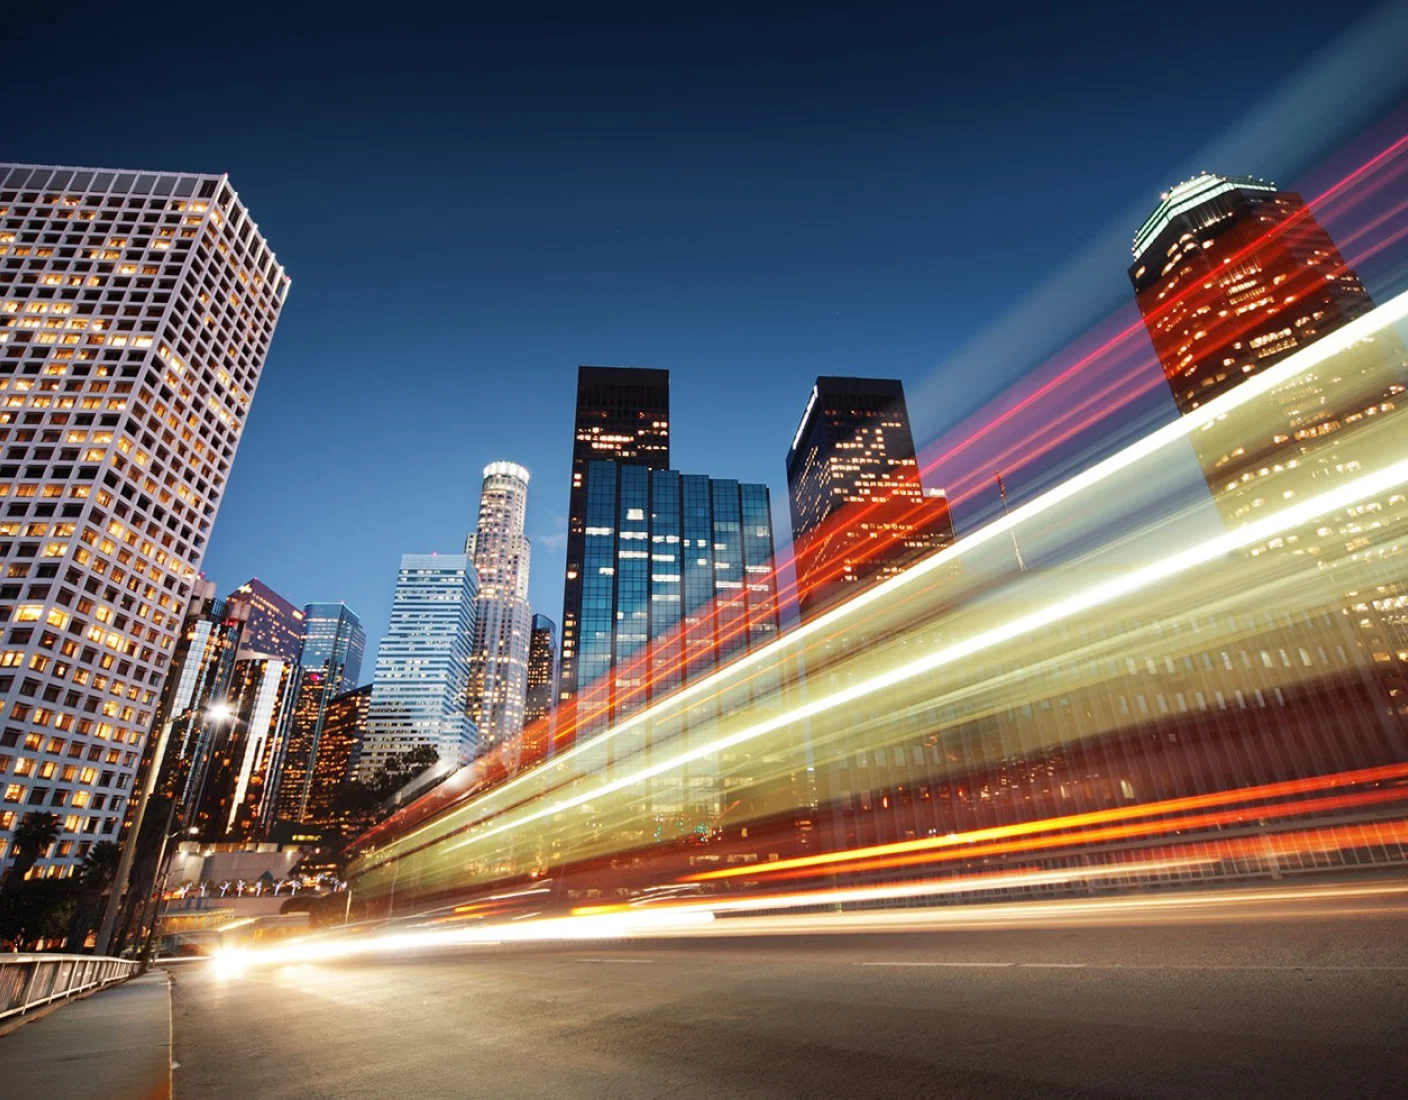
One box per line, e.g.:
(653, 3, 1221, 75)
(5, 0, 1398, 665)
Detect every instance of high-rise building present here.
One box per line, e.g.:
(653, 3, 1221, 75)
(1129, 171, 1408, 725)
(296, 602, 365, 693)
(0, 164, 287, 875)
(306, 682, 372, 837)
(1129, 173, 1376, 414)
(785, 377, 954, 622)
(224, 578, 304, 663)
(523, 614, 557, 729)
(574, 461, 779, 737)
(197, 651, 298, 840)
(127, 579, 241, 838)
(276, 602, 364, 824)
(355, 554, 479, 781)
(559, 366, 670, 708)
(465, 462, 533, 755)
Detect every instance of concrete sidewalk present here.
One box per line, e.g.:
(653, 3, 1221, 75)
(0, 970, 171, 1099)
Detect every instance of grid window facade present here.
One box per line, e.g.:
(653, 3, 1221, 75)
(559, 366, 669, 711)
(0, 164, 287, 875)
(356, 555, 479, 780)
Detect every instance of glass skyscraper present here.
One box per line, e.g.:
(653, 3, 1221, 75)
(465, 462, 533, 756)
(224, 578, 304, 663)
(128, 580, 240, 838)
(306, 682, 373, 837)
(523, 614, 557, 730)
(575, 460, 779, 738)
(276, 602, 365, 824)
(559, 366, 670, 710)
(786, 376, 954, 622)
(0, 164, 287, 876)
(355, 554, 479, 781)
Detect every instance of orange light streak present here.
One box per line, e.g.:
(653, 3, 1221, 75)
(686, 760, 1408, 881)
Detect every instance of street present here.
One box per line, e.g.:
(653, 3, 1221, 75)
(167, 884, 1408, 1099)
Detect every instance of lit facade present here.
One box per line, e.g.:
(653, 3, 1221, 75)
(523, 614, 557, 729)
(559, 366, 670, 709)
(198, 651, 298, 840)
(128, 579, 241, 837)
(465, 462, 532, 755)
(1130, 172, 1408, 719)
(786, 376, 954, 622)
(306, 682, 372, 837)
(276, 602, 365, 823)
(224, 578, 303, 663)
(355, 554, 478, 780)
(0, 164, 287, 876)
(576, 461, 779, 737)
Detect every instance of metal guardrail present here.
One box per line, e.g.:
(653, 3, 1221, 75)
(0, 954, 141, 1022)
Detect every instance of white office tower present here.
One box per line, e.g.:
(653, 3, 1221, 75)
(357, 554, 479, 780)
(464, 461, 533, 756)
(0, 165, 287, 876)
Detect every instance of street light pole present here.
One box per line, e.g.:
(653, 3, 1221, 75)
(138, 821, 199, 967)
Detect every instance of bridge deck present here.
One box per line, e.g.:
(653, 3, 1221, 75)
(0, 970, 170, 1100)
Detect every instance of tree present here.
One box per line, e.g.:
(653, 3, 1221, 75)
(1, 812, 62, 897)
(0, 879, 77, 949)
(64, 841, 121, 952)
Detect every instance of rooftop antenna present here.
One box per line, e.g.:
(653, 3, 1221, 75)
(996, 471, 1027, 572)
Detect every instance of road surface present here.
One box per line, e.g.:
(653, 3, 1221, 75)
(166, 883, 1408, 1099)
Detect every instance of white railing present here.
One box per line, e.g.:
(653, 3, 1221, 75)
(0, 954, 141, 1021)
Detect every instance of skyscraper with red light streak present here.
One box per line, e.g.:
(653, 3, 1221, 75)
(1130, 171, 1408, 722)
(786, 376, 954, 622)
(1129, 173, 1375, 414)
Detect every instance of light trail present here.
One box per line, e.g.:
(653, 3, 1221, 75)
(209, 863, 1408, 976)
(685, 760, 1408, 881)
(396, 130, 1408, 793)
(352, 283, 1408, 876)
(435, 440, 1408, 865)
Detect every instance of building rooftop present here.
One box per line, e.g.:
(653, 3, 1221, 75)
(1132, 172, 1277, 261)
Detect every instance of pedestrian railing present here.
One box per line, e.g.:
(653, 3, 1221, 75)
(0, 953, 141, 1022)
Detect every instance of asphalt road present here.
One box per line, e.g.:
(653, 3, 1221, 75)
(169, 887, 1408, 1100)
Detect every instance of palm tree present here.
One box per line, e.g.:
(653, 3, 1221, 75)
(2, 812, 61, 896)
(65, 841, 121, 952)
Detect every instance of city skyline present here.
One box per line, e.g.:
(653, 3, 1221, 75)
(4, 4, 1391, 668)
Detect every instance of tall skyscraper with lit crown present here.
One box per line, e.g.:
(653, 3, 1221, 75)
(465, 462, 532, 755)
(0, 164, 287, 876)
(1130, 170, 1408, 724)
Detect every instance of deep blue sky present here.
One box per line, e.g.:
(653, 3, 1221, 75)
(5, 0, 1394, 664)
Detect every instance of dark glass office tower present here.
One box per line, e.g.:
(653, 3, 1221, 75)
(196, 652, 299, 841)
(575, 461, 779, 736)
(122, 581, 242, 845)
(306, 683, 374, 837)
(224, 578, 305, 663)
(524, 615, 558, 728)
(558, 367, 670, 711)
(276, 602, 365, 824)
(785, 377, 954, 622)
